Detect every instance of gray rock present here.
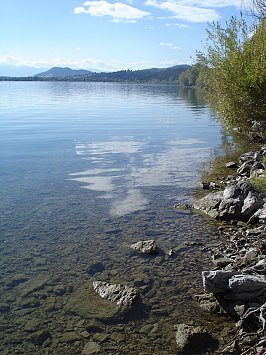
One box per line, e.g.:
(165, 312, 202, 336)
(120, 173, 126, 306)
(194, 180, 263, 222)
(241, 191, 263, 217)
(228, 274, 266, 293)
(193, 191, 223, 219)
(93, 281, 139, 308)
(202, 270, 236, 293)
(175, 324, 213, 353)
(131, 239, 159, 255)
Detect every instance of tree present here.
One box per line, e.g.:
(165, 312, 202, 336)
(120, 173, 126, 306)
(196, 17, 266, 133)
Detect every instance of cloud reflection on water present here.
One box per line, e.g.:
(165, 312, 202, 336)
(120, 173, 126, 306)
(69, 138, 211, 217)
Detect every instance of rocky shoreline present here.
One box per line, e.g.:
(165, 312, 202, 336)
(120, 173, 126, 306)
(192, 146, 266, 354)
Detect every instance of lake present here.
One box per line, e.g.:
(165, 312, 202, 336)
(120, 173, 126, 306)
(0, 82, 226, 354)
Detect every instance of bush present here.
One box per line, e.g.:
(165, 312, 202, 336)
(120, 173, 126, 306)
(197, 18, 266, 133)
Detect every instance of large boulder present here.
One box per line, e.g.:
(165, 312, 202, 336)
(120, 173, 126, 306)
(194, 181, 263, 222)
(202, 270, 237, 293)
(228, 274, 266, 293)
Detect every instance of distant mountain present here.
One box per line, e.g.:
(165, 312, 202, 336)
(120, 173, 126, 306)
(0, 65, 48, 77)
(35, 67, 94, 78)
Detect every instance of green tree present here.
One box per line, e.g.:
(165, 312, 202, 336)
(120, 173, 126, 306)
(197, 17, 266, 133)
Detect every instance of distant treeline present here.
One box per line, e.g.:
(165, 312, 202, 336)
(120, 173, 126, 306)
(0, 65, 190, 83)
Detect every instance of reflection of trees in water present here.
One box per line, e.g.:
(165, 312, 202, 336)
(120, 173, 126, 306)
(177, 86, 206, 109)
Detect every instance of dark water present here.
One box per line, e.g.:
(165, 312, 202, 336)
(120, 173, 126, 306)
(0, 82, 227, 354)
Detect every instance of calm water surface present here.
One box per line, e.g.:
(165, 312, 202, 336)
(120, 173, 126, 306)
(0, 82, 226, 354)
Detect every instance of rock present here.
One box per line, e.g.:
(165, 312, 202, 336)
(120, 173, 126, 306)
(243, 248, 258, 265)
(251, 202, 266, 223)
(131, 240, 159, 255)
(202, 270, 236, 293)
(17, 274, 49, 298)
(65, 285, 133, 321)
(0, 302, 10, 313)
(87, 262, 105, 275)
(194, 181, 263, 223)
(31, 330, 52, 346)
(241, 191, 263, 218)
(110, 332, 126, 342)
(175, 324, 213, 353)
(82, 341, 101, 354)
(60, 332, 81, 343)
(193, 191, 223, 219)
(93, 281, 139, 308)
(228, 274, 266, 293)
(226, 162, 238, 169)
(213, 258, 234, 268)
(237, 160, 253, 176)
(53, 285, 66, 296)
(168, 249, 175, 256)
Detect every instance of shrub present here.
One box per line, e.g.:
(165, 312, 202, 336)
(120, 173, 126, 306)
(197, 18, 266, 133)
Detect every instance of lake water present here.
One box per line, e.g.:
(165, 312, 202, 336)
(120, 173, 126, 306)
(0, 82, 227, 354)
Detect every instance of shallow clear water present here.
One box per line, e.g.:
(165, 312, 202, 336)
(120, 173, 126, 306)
(0, 82, 226, 354)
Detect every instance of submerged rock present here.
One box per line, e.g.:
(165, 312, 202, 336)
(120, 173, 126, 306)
(175, 323, 213, 353)
(65, 284, 135, 321)
(82, 341, 101, 354)
(131, 240, 159, 255)
(93, 281, 139, 308)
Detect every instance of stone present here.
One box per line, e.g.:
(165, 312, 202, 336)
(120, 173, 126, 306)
(241, 191, 263, 217)
(17, 274, 49, 298)
(194, 180, 263, 223)
(193, 191, 223, 219)
(93, 281, 139, 308)
(130, 240, 159, 255)
(228, 274, 266, 293)
(243, 248, 258, 265)
(175, 324, 213, 353)
(65, 285, 131, 321)
(202, 270, 236, 293)
(110, 332, 126, 342)
(82, 341, 101, 354)
(31, 330, 52, 346)
(87, 262, 105, 275)
(0, 302, 10, 313)
(60, 332, 81, 343)
(226, 162, 238, 169)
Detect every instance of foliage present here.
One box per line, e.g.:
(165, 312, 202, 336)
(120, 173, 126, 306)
(178, 64, 201, 87)
(249, 175, 266, 194)
(196, 17, 266, 132)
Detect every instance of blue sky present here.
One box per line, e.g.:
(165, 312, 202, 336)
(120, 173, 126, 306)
(0, 0, 249, 74)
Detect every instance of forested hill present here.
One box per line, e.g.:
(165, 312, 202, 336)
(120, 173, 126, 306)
(79, 65, 190, 83)
(0, 65, 190, 83)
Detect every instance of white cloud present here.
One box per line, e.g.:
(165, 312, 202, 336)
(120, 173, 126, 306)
(166, 22, 190, 28)
(171, 0, 242, 7)
(74, 1, 150, 23)
(145, 0, 221, 22)
(160, 42, 182, 50)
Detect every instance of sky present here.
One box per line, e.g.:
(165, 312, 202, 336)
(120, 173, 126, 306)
(0, 0, 251, 74)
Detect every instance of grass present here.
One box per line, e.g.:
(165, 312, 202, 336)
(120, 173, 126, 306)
(249, 175, 266, 195)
